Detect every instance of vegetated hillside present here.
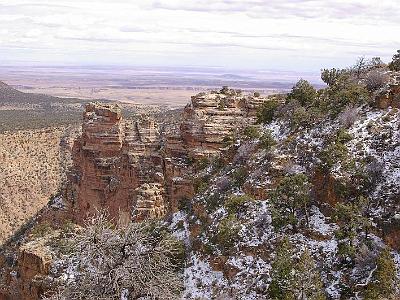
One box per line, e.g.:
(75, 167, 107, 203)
(0, 81, 91, 132)
(2, 53, 400, 300)
(0, 126, 79, 245)
(175, 57, 400, 299)
(0, 80, 172, 132)
(0, 80, 88, 105)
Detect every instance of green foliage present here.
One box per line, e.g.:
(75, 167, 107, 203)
(217, 99, 226, 110)
(224, 194, 254, 215)
(222, 135, 234, 147)
(319, 141, 348, 170)
(268, 237, 295, 299)
(243, 126, 260, 139)
(231, 167, 248, 188)
(364, 248, 398, 299)
(269, 239, 326, 300)
(193, 175, 210, 193)
(270, 173, 311, 231)
(259, 130, 277, 151)
(321, 68, 346, 86)
(30, 222, 53, 239)
(336, 128, 353, 144)
(287, 79, 317, 107)
(254, 91, 261, 97)
(211, 156, 226, 172)
(195, 157, 210, 171)
(178, 197, 191, 213)
(215, 214, 241, 252)
(333, 197, 371, 261)
(388, 49, 400, 71)
(257, 100, 279, 124)
(319, 129, 352, 170)
(294, 249, 326, 300)
(319, 74, 369, 116)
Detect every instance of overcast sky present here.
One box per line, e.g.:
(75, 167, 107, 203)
(0, 0, 398, 71)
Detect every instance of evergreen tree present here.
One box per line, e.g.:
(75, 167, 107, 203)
(293, 249, 326, 300)
(270, 173, 311, 232)
(287, 79, 317, 107)
(268, 237, 296, 300)
(389, 49, 400, 71)
(364, 248, 398, 299)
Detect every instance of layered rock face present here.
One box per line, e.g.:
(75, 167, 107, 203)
(70, 103, 164, 223)
(165, 88, 267, 211)
(69, 89, 268, 222)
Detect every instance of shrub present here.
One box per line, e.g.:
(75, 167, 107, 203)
(337, 106, 359, 128)
(364, 248, 398, 299)
(224, 194, 254, 214)
(43, 213, 183, 300)
(270, 173, 311, 231)
(319, 74, 369, 116)
(336, 128, 353, 144)
(319, 141, 348, 170)
(321, 68, 346, 86)
(222, 135, 234, 147)
(193, 175, 210, 193)
(243, 126, 260, 139)
(215, 214, 241, 252)
(231, 167, 248, 187)
(365, 70, 389, 92)
(259, 131, 277, 151)
(388, 49, 400, 71)
(195, 157, 210, 171)
(257, 100, 279, 124)
(287, 79, 317, 107)
(31, 222, 53, 239)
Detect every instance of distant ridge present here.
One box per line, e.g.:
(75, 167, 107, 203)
(0, 80, 95, 105)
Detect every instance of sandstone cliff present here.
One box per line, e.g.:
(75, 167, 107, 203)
(68, 88, 268, 223)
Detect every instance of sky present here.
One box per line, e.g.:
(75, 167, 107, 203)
(0, 0, 399, 72)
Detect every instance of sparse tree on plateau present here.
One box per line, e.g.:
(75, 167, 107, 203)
(293, 249, 326, 300)
(287, 79, 317, 107)
(321, 68, 345, 86)
(352, 56, 367, 78)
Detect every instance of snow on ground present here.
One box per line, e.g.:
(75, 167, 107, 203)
(169, 211, 190, 246)
(309, 205, 339, 236)
(348, 107, 400, 202)
(183, 254, 228, 299)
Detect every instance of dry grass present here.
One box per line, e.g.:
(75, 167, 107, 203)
(0, 127, 77, 244)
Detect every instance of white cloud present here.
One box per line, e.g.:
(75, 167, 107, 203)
(0, 0, 398, 71)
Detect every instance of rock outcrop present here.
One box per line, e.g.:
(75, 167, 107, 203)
(69, 102, 164, 224)
(69, 88, 268, 223)
(375, 77, 400, 109)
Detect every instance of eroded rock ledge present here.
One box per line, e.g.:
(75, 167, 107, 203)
(67, 88, 268, 223)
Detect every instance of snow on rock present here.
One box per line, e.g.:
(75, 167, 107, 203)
(183, 254, 228, 299)
(347, 107, 400, 203)
(169, 211, 190, 246)
(309, 205, 339, 236)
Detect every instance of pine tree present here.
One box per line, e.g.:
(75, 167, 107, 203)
(364, 248, 398, 299)
(268, 237, 296, 300)
(293, 249, 326, 300)
(270, 173, 311, 232)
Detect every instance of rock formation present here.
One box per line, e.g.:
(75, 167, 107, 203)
(68, 88, 268, 223)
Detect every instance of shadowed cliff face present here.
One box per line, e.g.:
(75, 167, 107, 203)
(68, 89, 268, 224)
